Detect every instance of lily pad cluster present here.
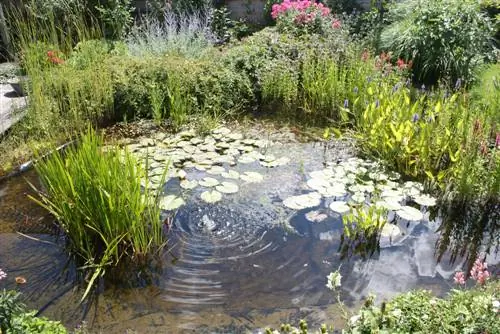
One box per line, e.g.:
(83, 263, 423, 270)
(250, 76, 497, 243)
(123, 127, 289, 209)
(283, 157, 437, 224)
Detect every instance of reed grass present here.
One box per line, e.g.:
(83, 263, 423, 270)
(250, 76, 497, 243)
(30, 129, 167, 300)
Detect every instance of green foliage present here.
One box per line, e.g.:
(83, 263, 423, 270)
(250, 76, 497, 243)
(31, 129, 167, 300)
(209, 6, 233, 43)
(94, 0, 134, 39)
(0, 290, 67, 334)
(380, 0, 497, 85)
(346, 280, 500, 333)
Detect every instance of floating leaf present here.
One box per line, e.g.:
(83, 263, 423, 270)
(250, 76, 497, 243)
(396, 206, 423, 221)
(375, 199, 402, 211)
(283, 192, 321, 210)
(240, 171, 264, 183)
(201, 190, 222, 203)
(227, 133, 244, 141)
(305, 210, 329, 223)
(199, 177, 220, 187)
(216, 182, 239, 194)
(159, 195, 185, 210)
(238, 155, 256, 164)
(221, 170, 240, 179)
(413, 194, 437, 206)
(350, 192, 365, 203)
(212, 127, 231, 135)
(307, 178, 327, 191)
(206, 166, 226, 175)
(329, 201, 350, 214)
(180, 179, 198, 190)
(380, 223, 400, 238)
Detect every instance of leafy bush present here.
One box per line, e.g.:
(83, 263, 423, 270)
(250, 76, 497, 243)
(0, 290, 67, 334)
(380, 0, 497, 85)
(346, 280, 500, 333)
(271, 0, 340, 36)
(31, 129, 167, 299)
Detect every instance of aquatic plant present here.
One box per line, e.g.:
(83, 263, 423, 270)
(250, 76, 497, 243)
(31, 129, 167, 300)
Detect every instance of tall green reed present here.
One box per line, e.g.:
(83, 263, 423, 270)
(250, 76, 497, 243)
(30, 129, 167, 300)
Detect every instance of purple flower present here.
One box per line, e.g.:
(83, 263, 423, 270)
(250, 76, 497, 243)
(353, 86, 359, 94)
(344, 99, 349, 108)
(455, 78, 462, 90)
(367, 76, 372, 83)
(495, 132, 500, 148)
(375, 99, 380, 108)
(405, 78, 411, 87)
(0, 268, 6, 281)
(392, 83, 401, 93)
(412, 113, 420, 123)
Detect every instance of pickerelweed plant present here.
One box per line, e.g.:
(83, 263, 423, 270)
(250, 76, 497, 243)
(30, 129, 168, 300)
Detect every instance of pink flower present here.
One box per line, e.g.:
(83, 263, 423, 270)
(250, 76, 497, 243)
(495, 132, 500, 148)
(0, 268, 6, 281)
(332, 19, 341, 29)
(470, 258, 490, 285)
(453, 271, 466, 285)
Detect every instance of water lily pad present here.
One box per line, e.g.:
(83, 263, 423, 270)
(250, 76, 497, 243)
(206, 166, 226, 175)
(159, 195, 185, 211)
(319, 185, 347, 198)
(212, 127, 231, 135)
(305, 210, 329, 223)
(221, 170, 240, 179)
(413, 194, 437, 206)
(182, 145, 197, 154)
(180, 179, 198, 190)
(396, 206, 423, 221)
(380, 223, 401, 238)
(139, 138, 155, 147)
(307, 178, 328, 192)
(199, 177, 220, 187)
(329, 201, 350, 214)
(283, 192, 322, 210)
(194, 164, 207, 171)
(227, 133, 244, 141)
(309, 170, 330, 181)
(240, 171, 264, 183)
(200, 190, 222, 204)
(190, 137, 203, 145)
(216, 182, 239, 194)
(238, 155, 256, 164)
(350, 192, 366, 203)
(375, 199, 402, 211)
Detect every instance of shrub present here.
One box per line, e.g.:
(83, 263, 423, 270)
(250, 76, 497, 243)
(271, 0, 339, 36)
(380, 0, 497, 85)
(346, 280, 499, 333)
(0, 289, 67, 334)
(31, 129, 167, 299)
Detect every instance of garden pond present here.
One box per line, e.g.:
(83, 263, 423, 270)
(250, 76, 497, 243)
(0, 125, 498, 333)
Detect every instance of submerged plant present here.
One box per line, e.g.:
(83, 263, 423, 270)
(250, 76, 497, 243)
(30, 129, 167, 300)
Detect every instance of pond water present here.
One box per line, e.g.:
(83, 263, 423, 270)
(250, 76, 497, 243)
(0, 133, 498, 333)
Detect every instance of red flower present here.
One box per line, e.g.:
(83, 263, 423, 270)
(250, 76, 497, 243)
(331, 19, 341, 29)
(47, 50, 55, 58)
(397, 58, 406, 69)
(361, 50, 369, 62)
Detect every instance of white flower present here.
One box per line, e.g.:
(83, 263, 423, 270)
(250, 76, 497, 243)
(0, 268, 6, 281)
(493, 299, 499, 312)
(326, 270, 342, 291)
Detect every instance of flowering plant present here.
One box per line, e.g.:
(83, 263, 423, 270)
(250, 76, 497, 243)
(271, 0, 340, 36)
(47, 50, 65, 65)
(454, 257, 492, 286)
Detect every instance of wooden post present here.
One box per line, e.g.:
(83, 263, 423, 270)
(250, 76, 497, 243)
(0, 3, 13, 60)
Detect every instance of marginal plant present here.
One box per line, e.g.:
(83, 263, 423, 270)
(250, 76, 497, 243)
(30, 129, 168, 300)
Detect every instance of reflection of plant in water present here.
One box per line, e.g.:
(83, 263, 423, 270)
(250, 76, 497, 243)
(338, 206, 386, 260)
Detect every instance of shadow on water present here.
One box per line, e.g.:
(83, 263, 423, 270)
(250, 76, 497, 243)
(0, 143, 498, 333)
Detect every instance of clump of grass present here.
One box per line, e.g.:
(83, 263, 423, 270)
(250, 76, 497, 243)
(30, 129, 167, 300)
(125, 8, 214, 59)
